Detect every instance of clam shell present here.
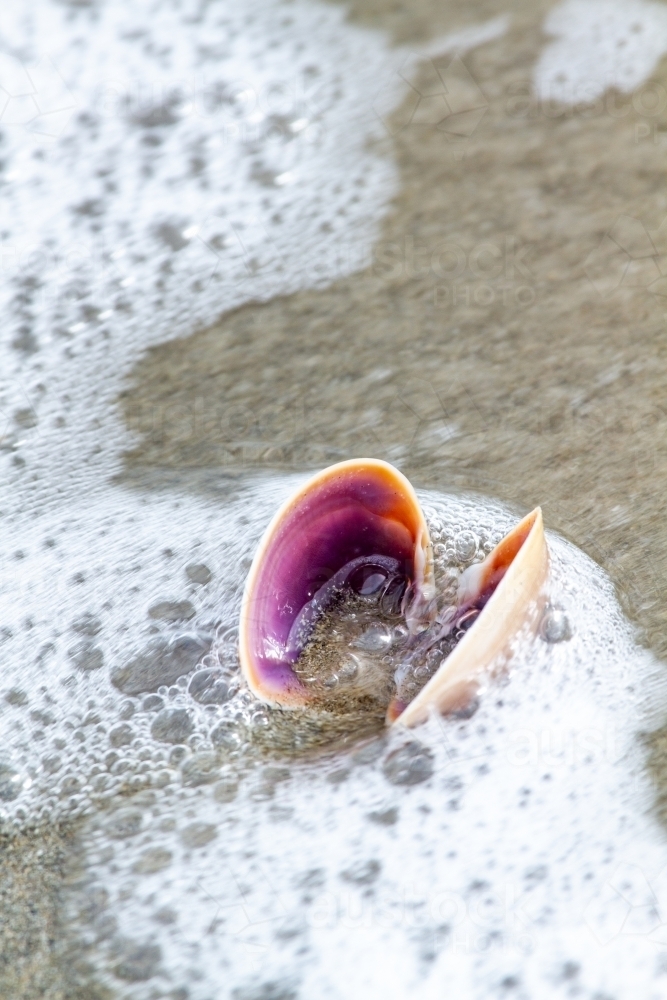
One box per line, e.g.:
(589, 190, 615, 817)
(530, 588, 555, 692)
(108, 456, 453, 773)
(239, 459, 435, 707)
(391, 507, 548, 727)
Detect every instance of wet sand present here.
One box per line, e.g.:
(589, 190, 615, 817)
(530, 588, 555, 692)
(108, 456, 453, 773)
(0, 824, 111, 1000)
(120, 0, 667, 664)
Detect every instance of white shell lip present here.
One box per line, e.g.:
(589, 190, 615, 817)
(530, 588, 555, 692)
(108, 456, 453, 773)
(238, 458, 435, 707)
(393, 507, 549, 728)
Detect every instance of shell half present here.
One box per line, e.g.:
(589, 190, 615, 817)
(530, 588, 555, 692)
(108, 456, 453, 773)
(390, 507, 549, 727)
(239, 459, 435, 707)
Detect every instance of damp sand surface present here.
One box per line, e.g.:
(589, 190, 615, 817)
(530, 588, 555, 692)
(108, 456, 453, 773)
(0, 824, 113, 1000)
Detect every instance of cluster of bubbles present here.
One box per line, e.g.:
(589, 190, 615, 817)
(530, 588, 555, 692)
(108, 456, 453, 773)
(0, 473, 663, 1000)
(0, 620, 254, 830)
(0, 482, 580, 839)
(53, 485, 667, 1000)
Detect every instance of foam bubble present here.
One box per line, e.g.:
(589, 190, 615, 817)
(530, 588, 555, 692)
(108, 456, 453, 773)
(534, 0, 667, 104)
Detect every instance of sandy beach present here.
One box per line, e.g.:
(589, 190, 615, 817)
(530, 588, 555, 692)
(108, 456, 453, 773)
(4, 0, 667, 996)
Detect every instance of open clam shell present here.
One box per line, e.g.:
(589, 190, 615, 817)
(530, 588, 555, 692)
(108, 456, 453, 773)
(239, 460, 548, 726)
(390, 507, 549, 727)
(239, 459, 435, 707)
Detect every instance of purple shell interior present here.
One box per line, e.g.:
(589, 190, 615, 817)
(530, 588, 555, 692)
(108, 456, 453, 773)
(243, 473, 419, 700)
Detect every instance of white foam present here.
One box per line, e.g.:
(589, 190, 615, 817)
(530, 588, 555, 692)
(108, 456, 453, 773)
(72, 485, 667, 1000)
(534, 0, 667, 104)
(0, 0, 401, 491)
(421, 15, 510, 60)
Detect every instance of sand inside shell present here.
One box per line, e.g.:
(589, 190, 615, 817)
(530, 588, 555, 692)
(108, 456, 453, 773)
(292, 588, 467, 718)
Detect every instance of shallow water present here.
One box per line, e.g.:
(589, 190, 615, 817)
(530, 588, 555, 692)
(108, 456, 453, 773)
(2, 0, 667, 997)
